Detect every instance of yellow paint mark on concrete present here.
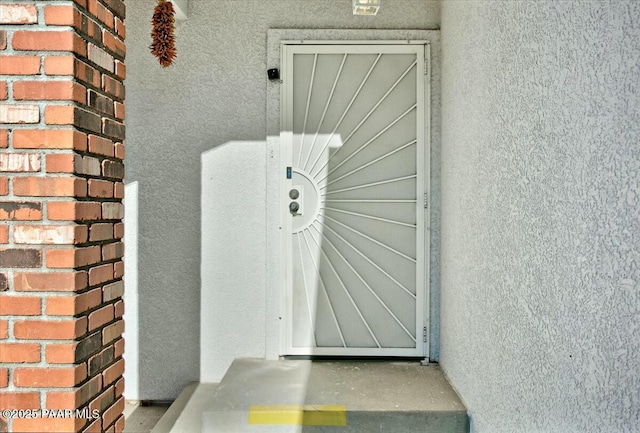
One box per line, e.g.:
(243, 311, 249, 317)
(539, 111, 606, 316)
(248, 404, 347, 426)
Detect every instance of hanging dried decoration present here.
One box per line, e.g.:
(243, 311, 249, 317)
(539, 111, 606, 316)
(150, 0, 176, 67)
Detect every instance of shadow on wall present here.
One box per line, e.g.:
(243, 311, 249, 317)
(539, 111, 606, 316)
(200, 141, 268, 383)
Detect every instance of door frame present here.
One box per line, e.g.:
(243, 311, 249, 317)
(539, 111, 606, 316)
(279, 40, 431, 358)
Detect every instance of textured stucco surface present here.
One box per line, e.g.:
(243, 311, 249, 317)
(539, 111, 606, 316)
(126, 0, 439, 398)
(440, 1, 640, 432)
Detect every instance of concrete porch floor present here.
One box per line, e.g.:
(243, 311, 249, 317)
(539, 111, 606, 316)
(150, 358, 468, 433)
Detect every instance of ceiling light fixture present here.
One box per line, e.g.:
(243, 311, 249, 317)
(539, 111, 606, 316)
(353, 0, 381, 16)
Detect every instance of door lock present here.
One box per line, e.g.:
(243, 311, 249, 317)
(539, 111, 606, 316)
(289, 186, 303, 215)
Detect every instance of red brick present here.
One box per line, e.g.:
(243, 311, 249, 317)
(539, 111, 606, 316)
(14, 364, 86, 387)
(44, 55, 75, 75)
(114, 142, 124, 160)
(0, 202, 42, 220)
(88, 304, 114, 331)
(0, 4, 37, 25)
(46, 296, 77, 316)
(102, 0, 126, 20)
(102, 30, 125, 59)
(45, 105, 101, 133)
(113, 222, 124, 239)
(48, 201, 101, 221)
(115, 17, 125, 38)
(114, 182, 124, 199)
(12, 31, 87, 57)
(0, 343, 40, 362)
(89, 384, 114, 414)
(0, 129, 7, 148)
(13, 224, 87, 245)
(46, 288, 101, 316)
(114, 60, 125, 80)
(46, 245, 100, 268)
(113, 261, 123, 279)
(102, 359, 123, 387)
(88, 0, 114, 28)
(0, 248, 41, 268)
(88, 179, 114, 198)
(88, 134, 114, 156)
(13, 129, 86, 151)
(90, 223, 113, 241)
(102, 74, 124, 100)
(102, 319, 123, 344)
(0, 31, 6, 50)
(47, 374, 101, 409)
(114, 300, 123, 318)
(13, 81, 86, 104)
(0, 177, 7, 195)
(0, 225, 7, 243)
(0, 153, 40, 171)
(102, 202, 123, 220)
(0, 368, 7, 387)
(102, 396, 124, 430)
(44, 342, 76, 363)
(85, 417, 101, 433)
(0, 392, 39, 410)
(102, 242, 123, 261)
(0, 104, 39, 123)
(88, 263, 113, 286)
(0, 56, 40, 75)
(0, 296, 41, 315)
(13, 177, 86, 197)
(114, 414, 124, 432)
(44, 4, 80, 26)
(102, 280, 123, 302)
(14, 318, 86, 340)
(75, 59, 102, 88)
(114, 101, 125, 120)
(113, 339, 124, 358)
(0, 81, 6, 100)
(14, 271, 87, 292)
(76, 155, 101, 176)
(46, 153, 76, 173)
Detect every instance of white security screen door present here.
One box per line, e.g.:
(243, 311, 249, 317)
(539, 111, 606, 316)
(281, 43, 429, 357)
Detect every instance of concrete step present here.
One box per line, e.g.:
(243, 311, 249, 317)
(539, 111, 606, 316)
(197, 358, 468, 433)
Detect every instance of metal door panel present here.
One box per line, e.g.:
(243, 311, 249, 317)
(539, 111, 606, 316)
(282, 43, 428, 357)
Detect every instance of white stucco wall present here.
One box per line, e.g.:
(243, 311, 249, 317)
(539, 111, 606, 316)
(126, 0, 440, 399)
(440, 1, 640, 432)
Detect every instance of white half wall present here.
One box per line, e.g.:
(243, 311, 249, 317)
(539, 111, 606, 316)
(440, 1, 640, 432)
(200, 141, 267, 383)
(123, 181, 139, 401)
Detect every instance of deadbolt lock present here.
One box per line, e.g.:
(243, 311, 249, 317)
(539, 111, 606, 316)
(289, 189, 300, 200)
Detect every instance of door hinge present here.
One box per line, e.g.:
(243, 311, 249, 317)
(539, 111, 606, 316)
(424, 192, 428, 208)
(423, 326, 427, 343)
(424, 59, 428, 75)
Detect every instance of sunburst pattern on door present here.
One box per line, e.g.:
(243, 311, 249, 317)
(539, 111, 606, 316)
(282, 44, 427, 356)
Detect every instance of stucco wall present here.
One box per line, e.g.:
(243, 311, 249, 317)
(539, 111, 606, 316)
(440, 1, 640, 432)
(126, 0, 439, 399)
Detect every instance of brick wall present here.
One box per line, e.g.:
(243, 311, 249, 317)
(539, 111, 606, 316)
(0, 1, 125, 432)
